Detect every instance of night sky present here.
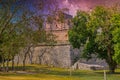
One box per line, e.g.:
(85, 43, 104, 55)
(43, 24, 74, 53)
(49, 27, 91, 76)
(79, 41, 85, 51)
(25, 0, 120, 16)
(1, 0, 120, 16)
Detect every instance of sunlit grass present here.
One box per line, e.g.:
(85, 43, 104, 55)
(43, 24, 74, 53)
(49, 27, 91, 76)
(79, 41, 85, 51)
(0, 64, 120, 80)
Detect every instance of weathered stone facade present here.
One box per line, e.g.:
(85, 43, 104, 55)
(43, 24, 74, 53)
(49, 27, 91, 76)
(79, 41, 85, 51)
(32, 44, 72, 68)
(15, 43, 77, 68)
(14, 43, 108, 70)
(14, 13, 108, 70)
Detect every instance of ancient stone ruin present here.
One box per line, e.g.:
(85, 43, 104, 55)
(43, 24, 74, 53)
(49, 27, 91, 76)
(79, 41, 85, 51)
(14, 12, 108, 70)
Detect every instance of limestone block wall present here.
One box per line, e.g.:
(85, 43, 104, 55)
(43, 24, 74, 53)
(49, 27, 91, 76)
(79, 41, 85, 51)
(15, 44, 73, 68)
(51, 30, 69, 42)
(32, 45, 72, 68)
(14, 43, 107, 69)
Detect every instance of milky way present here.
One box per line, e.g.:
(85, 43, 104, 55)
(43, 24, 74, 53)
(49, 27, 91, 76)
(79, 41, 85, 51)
(7, 0, 120, 16)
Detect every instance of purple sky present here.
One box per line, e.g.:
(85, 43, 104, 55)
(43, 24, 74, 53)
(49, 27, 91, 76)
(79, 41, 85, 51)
(60, 0, 120, 16)
(15, 0, 120, 16)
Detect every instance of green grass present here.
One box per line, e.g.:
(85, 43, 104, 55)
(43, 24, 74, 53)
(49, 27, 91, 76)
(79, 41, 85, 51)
(0, 64, 120, 80)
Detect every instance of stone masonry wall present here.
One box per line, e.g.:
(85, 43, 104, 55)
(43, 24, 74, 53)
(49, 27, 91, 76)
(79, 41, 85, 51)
(32, 45, 72, 68)
(15, 44, 73, 68)
(14, 43, 108, 69)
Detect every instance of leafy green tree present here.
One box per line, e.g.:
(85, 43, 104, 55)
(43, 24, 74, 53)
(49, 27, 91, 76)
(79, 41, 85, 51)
(0, 0, 23, 71)
(69, 6, 120, 73)
(111, 13, 120, 64)
(0, 0, 38, 71)
(87, 6, 117, 73)
(68, 11, 89, 48)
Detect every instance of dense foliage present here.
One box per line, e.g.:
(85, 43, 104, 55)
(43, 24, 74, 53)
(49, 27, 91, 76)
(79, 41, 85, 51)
(0, 0, 55, 71)
(69, 6, 120, 73)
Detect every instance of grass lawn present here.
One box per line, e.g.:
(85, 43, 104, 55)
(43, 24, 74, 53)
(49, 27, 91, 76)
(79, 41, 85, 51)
(0, 65, 120, 80)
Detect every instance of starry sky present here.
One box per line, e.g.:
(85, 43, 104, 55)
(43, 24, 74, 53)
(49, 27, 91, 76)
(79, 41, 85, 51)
(27, 0, 120, 16)
(1, 0, 120, 16)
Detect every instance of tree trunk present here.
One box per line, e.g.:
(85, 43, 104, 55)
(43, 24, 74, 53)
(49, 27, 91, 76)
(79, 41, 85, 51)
(6, 53, 11, 72)
(29, 49, 33, 64)
(12, 57, 15, 71)
(6, 59, 9, 72)
(2, 57, 5, 71)
(23, 52, 27, 71)
(107, 46, 117, 73)
(0, 64, 1, 71)
(108, 61, 117, 73)
(23, 47, 31, 71)
(16, 55, 19, 70)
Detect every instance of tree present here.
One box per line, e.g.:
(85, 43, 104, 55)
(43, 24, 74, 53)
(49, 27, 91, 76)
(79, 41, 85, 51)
(0, 0, 67, 72)
(0, 0, 44, 71)
(0, 0, 26, 71)
(68, 11, 89, 48)
(111, 11, 120, 64)
(87, 6, 117, 73)
(68, 6, 120, 73)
